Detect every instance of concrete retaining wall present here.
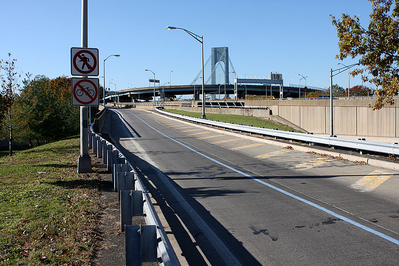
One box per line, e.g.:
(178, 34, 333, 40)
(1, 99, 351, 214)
(131, 97, 399, 139)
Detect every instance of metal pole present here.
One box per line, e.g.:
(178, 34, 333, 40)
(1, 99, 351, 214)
(153, 73, 156, 106)
(224, 72, 227, 101)
(78, 0, 91, 173)
(103, 55, 119, 106)
(348, 69, 350, 98)
(304, 78, 307, 98)
(103, 59, 106, 107)
(299, 79, 301, 99)
(201, 36, 206, 119)
(166, 26, 205, 117)
(330, 68, 334, 137)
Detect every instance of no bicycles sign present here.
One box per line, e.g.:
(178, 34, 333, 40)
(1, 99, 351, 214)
(71, 47, 99, 76)
(71, 78, 99, 106)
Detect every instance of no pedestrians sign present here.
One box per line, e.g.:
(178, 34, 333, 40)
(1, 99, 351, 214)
(71, 47, 99, 76)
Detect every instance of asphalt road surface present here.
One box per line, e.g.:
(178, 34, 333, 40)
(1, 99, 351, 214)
(107, 108, 399, 266)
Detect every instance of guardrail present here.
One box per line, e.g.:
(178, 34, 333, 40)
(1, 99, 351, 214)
(90, 110, 180, 266)
(156, 108, 399, 156)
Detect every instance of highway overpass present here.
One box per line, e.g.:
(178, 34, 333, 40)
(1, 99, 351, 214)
(106, 84, 323, 103)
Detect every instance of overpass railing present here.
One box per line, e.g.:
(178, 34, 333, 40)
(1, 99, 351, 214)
(156, 108, 399, 156)
(91, 109, 180, 266)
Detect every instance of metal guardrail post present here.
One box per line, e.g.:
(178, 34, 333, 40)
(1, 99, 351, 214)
(92, 134, 97, 154)
(113, 164, 130, 192)
(117, 172, 135, 200)
(125, 225, 157, 266)
(132, 190, 143, 217)
(102, 140, 107, 164)
(120, 190, 144, 231)
(90, 113, 181, 266)
(111, 150, 119, 183)
(97, 136, 102, 158)
(88, 131, 92, 149)
(120, 190, 134, 231)
(107, 144, 113, 172)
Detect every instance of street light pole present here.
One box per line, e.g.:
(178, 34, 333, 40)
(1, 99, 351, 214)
(162, 82, 169, 102)
(329, 62, 360, 136)
(297, 74, 307, 98)
(338, 63, 351, 97)
(110, 81, 117, 103)
(145, 69, 156, 105)
(167, 26, 206, 119)
(225, 71, 236, 100)
(103, 54, 120, 107)
(330, 68, 334, 137)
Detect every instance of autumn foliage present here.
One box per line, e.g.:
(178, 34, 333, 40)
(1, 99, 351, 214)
(331, 0, 399, 109)
(348, 85, 373, 96)
(13, 75, 80, 143)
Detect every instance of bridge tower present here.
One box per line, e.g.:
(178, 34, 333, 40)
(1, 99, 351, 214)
(211, 47, 229, 85)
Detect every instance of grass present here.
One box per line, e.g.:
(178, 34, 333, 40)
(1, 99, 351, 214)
(0, 138, 102, 265)
(163, 109, 297, 131)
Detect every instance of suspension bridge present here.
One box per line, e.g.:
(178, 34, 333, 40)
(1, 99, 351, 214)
(107, 47, 323, 103)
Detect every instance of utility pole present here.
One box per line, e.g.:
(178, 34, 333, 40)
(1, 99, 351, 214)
(77, 0, 91, 173)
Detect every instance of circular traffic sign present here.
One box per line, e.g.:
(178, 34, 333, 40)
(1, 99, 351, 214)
(72, 49, 98, 75)
(73, 79, 98, 105)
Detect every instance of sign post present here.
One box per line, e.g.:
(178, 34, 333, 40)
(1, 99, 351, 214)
(76, 0, 93, 173)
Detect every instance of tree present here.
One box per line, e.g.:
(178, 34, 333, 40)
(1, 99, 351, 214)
(13, 75, 49, 145)
(0, 53, 20, 156)
(331, 0, 399, 109)
(349, 85, 373, 96)
(325, 84, 346, 97)
(14, 75, 79, 143)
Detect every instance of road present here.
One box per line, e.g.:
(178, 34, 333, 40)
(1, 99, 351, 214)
(107, 108, 399, 265)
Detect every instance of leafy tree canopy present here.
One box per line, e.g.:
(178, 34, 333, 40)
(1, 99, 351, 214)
(331, 0, 399, 109)
(0, 53, 20, 155)
(325, 84, 346, 97)
(349, 85, 373, 96)
(13, 75, 79, 142)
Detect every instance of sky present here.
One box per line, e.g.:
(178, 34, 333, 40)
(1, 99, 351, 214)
(1, 0, 374, 93)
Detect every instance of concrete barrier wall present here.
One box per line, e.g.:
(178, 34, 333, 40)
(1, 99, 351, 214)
(302, 106, 326, 134)
(244, 98, 399, 138)
(334, 107, 357, 136)
(133, 97, 399, 138)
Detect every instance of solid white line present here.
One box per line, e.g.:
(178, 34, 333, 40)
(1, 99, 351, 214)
(127, 111, 399, 247)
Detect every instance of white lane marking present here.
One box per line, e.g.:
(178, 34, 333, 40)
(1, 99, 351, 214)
(126, 111, 399, 247)
(115, 111, 242, 266)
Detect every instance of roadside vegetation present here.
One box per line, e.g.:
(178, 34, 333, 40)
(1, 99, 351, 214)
(1, 54, 88, 156)
(163, 109, 298, 131)
(0, 137, 101, 265)
(331, 0, 399, 109)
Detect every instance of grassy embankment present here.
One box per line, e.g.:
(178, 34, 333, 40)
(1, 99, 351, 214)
(163, 109, 297, 131)
(0, 137, 101, 265)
